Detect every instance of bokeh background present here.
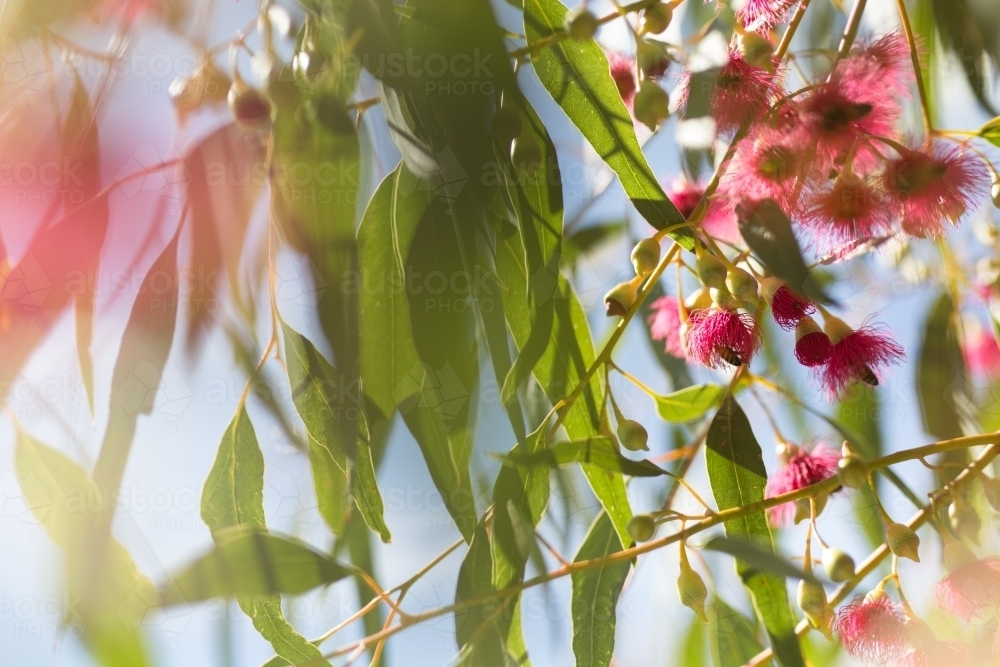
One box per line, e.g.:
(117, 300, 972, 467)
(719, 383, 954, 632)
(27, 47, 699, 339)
(1, 0, 998, 664)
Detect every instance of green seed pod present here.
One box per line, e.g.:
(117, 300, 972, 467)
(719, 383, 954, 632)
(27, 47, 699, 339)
(640, 3, 672, 35)
(821, 548, 856, 582)
(697, 254, 727, 289)
(797, 578, 828, 616)
(710, 285, 743, 312)
(564, 7, 598, 39)
(631, 237, 661, 276)
(604, 281, 638, 317)
(676, 560, 708, 621)
(885, 522, 921, 562)
(942, 536, 977, 572)
(725, 268, 759, 304)
(512, 132, 542, 172)
(739, 32, 775, 71)
(617, 419, 649, 451)
(633, 79, 670, 131)
(837, 455, 867, 489)
(627, 514, 656, 543)
(492, 104, 523, 146)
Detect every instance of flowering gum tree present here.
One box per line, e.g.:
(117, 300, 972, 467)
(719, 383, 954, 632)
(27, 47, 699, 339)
(4, 0, 1000, 666)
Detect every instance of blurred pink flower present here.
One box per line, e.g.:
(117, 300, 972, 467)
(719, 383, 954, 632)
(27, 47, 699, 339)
(735, 0, 796, 33)
(648, 296, 687, 359)
(963, 327, 1000, 377)
(934, 557, 1000, 622)
(676, 50, 782, 133)
(803, 177, 893, 249)
(666, 178, 740, 244)
(764, 443, 839, 527)
(834, 593, 909, 665)
(608, 52, 637, 108)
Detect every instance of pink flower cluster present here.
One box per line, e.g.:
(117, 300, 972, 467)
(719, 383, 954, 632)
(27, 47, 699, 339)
(713, 33, 989, 248)
(648, 296, 763, 370)
(764, 443, 839, 527)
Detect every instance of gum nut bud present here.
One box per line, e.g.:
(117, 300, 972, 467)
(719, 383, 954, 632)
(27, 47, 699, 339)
(633, 79, 670, 131)
(640, 3, 672, 35)
(637, 39, 671, 79)
(725, 268, 759, 304)
(797, 579, 828, 616)
(685, 286, 713, 311)
(491, 105, 523, 146)
(942, 537, 977, 572)
(981, 476, 1000, 512)
(949, 502, 982, 544)
(739, 32, 775, 70)
(617, 419, 649, 451)
(631, 238, 661, 276)
(677, 563, 708, 621)
(564, 7, 598, 39)
(886, 522, 920, 562)
(864, 587, 889, 605)
(604, 281, 638, 317)
(628, 514, 656, 542)
(228, 81, 272, 129)
(992, 177, 1000, 209)
(710, 286, 744, 312)
(168, 61, 231, 126)
(697, 254, 728, 289)
(822, 548, 856, 582)
(512, 132, 543, 172)
(837, 455, 867, 489)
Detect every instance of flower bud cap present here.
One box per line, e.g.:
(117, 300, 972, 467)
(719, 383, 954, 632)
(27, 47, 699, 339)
(886, 522, 921, 562)
(604, 281, 638, 317)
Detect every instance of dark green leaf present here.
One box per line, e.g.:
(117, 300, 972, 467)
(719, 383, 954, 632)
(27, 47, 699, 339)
(455, 520, 510, 667)
(524, 0, 692, 245)
(709, 598, 765, 667)
(357, 165, 478, 540)
(281, 321, 357, 538)
(494, 185, 632, 547)
(571, 512, 630, 667)
(702, 536, 818, 583)
(738, 200, 829, 305)
(836, 385, 885, 549)
(656, 384, 727, 423)
(918, 292, 977, 482)
(162, 530, 350, 604)
(706, 397, 804, 667)
(503, 437, 668, 478)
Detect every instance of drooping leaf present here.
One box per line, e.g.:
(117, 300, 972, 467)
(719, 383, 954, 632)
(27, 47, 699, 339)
(570, 512, 631, 667)
(200, 407, 329, 666)
(183, 123, 265, 349)
(494, 172, 632, 547)
(503, 437, 669, 478)
(918, 292, 977, 482)
(16, 431, 154, 667)
(682, 617, 708, 667)
(837, 385, 886, 549)
(931, 0, 999, 116)
(162, 530, 351, 604)
(92, 224, 180, 496)
(523, 0, 692, 245)
(709, 598, 765, 667)
(281, 321, 357, 537)
(454, 520, 510, 667)
(357, 165, 478, 540)
(656, 384, 727, 423)
(702, 536, 818, 583)
(706, 397, 804, 667)
(738, 200, 829, 304)
(64, 73, 106, 418)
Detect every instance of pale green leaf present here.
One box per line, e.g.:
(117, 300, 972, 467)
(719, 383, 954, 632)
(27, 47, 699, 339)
(656, 384, 727, 423)
(571, 512, 630, 667)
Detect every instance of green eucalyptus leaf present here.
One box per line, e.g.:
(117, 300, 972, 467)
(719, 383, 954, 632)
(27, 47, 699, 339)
(702, 536, 818, 583)
(837, 385, 886, 549)
(709, 598, 765, 667)
(503, 437, 668, 478)
(706, 397, 804, 667)
(357, 165, 478, 541)
(200, 407, 329, 666)
(162, 530, 351, 604)
(571, 512, 631, 667)
(523, 0, 692, 245)
(737, 200, 829, 305)
(656, 384, 727, 423)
